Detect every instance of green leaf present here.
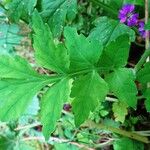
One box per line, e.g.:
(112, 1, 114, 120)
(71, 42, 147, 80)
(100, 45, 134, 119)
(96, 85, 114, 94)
(41, 78, 70, 139)
(105, 68, 137, 108)
(142, 88, 150, 112)
(32, 11, 70, 74)
(113, 137, 144, 150)
(6, 0, 37, 22)
(145, 21, 150, 30)
(0, 136, 15, 150)
(137, 62, 150, 84)
(112, 101, 128, 123)
(88, 17, 135, 45)
(0, 55, 40, 79)
(41, 0, 77, 37)
(64, 27, 103, 72)
(0, 55, 51, 121)
(98, 35, 130, 69)
(71, 71, 108, 126)
(136, 63, 150, 112)
(0, 23, 22, 54)
(123, 0, 144, 5)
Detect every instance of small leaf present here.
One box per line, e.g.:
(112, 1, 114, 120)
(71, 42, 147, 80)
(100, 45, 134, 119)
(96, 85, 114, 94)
(98, 35, 130, 69)
(112, 101, 128, 123)
(113, 137, 144, 150)
(71, 71, 108, 126)
(41, 78, 70, 139)
(105, 68, 137, 108)
(32, 11, 70, 74)
(88, 17, 135, 45)
(64, 27, 103, 72)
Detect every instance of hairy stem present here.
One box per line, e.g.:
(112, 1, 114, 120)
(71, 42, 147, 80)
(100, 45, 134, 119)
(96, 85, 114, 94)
(145, 0, 150, 50)
(135, 49, 150, 72)
(83, 120, 150, 144)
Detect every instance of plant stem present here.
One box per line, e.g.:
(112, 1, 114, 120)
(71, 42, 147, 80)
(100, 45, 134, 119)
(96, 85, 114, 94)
(83, 120, 150, 144)
(145, 0, 150, 50)
(22, 136, 94, 150)
(134, 49, 150, 72)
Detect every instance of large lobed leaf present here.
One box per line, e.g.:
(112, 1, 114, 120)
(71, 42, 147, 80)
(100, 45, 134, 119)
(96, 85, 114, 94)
(0, 55, 52, 121)
(105, 68, 137, 108)
(32, 11, 70, 74)
(64, 27, 103, 72)
(98, 35, 130, 69)
(40, 78, 70, 139)
(88, 17, 135, 45)
(71, 71, 108, 126)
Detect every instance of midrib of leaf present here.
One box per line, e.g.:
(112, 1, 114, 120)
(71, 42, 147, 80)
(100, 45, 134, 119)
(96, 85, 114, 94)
(106, 22, 119, 45)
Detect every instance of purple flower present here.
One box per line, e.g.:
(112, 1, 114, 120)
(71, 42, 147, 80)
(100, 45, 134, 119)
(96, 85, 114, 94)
(118, 4, 139, 27)
(138, 21, 150, 38)
(138, 21, 145, 38)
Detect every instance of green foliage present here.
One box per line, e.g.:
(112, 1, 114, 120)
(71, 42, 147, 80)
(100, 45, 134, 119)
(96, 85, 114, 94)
(64, 26, 103, 72)
(0, 1, 150, 149)
(0, 55, 51, 121)
(98, 35, 130, 69)
(5, 0, 37, 22)
(137, 62, 150, 84)
(71, 71, 108, 126)
(40, 0, 77, 37)
(88, 17, 135, 45)
(112, 101, 128, 123)
(41, 78, 70, 139)
(137, 62, 150, 111)
(113, 137, 144, 150)
(0, 136, 14, 150)
(32, 11, 69, 74)
(123, 0, 144, 5)
(145, 21, 150, 30)
(0, 135, 42, 150)
(143, 88, 150, 112)
(106, 68, 137, 108)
